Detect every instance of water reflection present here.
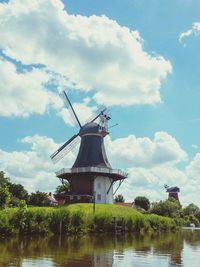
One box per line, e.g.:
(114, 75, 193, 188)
(0, 230, 200, 267)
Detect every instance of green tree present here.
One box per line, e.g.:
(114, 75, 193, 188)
(134, 196, 150, 211)
(150, 198, 181, 218)
(8, 183, 29, 202)
(14, 200, 28, 232)
(114, 194, 125, 203)
(0, 171, 9, 187)
(0, 185, 11, 208)
(185, 214, 200, 227)
(55, 182, 70, 195)
(195, 210, 200, 222)
(183, 203, 200, 216)
(29, 191, 48, 206)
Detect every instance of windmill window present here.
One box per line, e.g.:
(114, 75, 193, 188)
(97, 182, 101, 189)
(97, 194, 101, 200)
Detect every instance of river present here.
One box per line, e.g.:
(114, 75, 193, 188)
(0, 229, 200, 267)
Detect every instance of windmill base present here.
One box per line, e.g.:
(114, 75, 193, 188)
(55, 167, 127, 204)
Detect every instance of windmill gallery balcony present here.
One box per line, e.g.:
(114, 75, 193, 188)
(56, 166, 128, 180)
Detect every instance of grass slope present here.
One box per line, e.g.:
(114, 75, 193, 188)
(0, 204, 178, 236)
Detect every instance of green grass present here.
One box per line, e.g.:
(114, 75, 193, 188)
(0, 204, 178, 236)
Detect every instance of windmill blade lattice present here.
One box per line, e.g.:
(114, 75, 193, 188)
(50, 133, 80, 163)
(51, 135, 81, 164)
(85, 105, 107, 124)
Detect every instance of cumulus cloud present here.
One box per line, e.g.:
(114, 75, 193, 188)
(118, 165, 188, 203)
(1, 132, 200, 206)
(0, 0, 172, 110)
(58, 97, 97, 127)
(186, 153, 200, 182)
(105, 132, 199, 206)
(0, 135, 76, 192)
(106, 131, 187, 168)
(0, 56, 98, 122)
(179, 22, 200, 43)
(0, 58, 63, 117)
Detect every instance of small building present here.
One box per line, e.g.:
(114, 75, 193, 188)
(46, 192, 58, 206)
(164, 185, 180, 201)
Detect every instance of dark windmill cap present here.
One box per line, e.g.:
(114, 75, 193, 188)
(166, 186, 180, 192)
(79, 122, 100, 136)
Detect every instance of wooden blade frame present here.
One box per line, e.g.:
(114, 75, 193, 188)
(63, 90, 82, 128)
(50, 134, 79, 163)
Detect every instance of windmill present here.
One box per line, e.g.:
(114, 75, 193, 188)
(51, 91, 127, 204)
(164, 184, 180, 201)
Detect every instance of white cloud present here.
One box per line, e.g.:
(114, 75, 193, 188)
(118, 164, 187, 201)
(0, 0, 172, 108)
(0, 58, 63, 117)
(186, 153, 200, 180)
(106, 132, 200, 206)
(116, 151, 200, 206)
(0, 135, 76, 192)
(192, 144, 198, 149)
(0, 56, 96, 122)
(1, 132, 200, 206)
(58, 97, 97, 127)
(106, 131, 187, 168)
(179, 22, 200, 43)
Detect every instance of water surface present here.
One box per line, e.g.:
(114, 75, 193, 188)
(0, 230, 200, 267)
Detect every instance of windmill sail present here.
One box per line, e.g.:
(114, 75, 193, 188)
(62, 90, 82, 128)
(50, 134, 80, 163)
(86, 105, 107, 124)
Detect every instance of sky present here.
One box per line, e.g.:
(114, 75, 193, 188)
(0, 0, 200, 206)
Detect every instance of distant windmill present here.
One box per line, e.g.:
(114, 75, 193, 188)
(164, 184, 180, 201)
(50, 91, 127, 204)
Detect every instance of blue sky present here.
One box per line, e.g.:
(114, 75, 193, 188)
(0, 0, 200, 205)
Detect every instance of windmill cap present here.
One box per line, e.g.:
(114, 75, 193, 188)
(79, 122, 100, 136)
(166, 186, 180, 192)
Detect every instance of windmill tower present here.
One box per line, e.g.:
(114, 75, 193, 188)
(51, 91, 127, 204)
(164, 185, 180, 201)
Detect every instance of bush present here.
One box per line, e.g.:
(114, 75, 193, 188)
(0, 208, 17, 235)
(28, 191, 48, 206)
(134, 196, 150, 211)
(12, 200, 27, 233)
(0, 185, 11, 208)
(114, 194, 125, 203)
(69, 211, 85, 233)
(150, 198, 181, 218)
(49, 209, 70, 234)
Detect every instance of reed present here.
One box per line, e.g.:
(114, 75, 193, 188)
(0, 204, 178, 236)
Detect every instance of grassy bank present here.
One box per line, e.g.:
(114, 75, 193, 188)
(0, 204, 178, 236)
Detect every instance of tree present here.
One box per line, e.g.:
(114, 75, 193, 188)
(28, 191, 48, 206)
(55, 182, 70, 195)
(8, 183, 29, 202)
(0, 171, 9, 187)
(114, 194, 125, 203)
(134, 196, 150, 211)
(150, 198, 181, 218)
(183, 203, 200, 216)
(0, 185, 11, 208)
